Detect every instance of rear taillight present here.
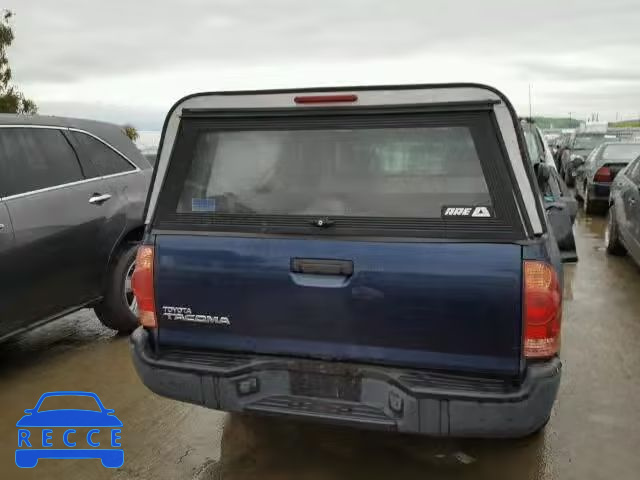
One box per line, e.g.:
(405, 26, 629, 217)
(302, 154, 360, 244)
(131, 246, 156, 328)
(594, 166, 612, 182)
(524, 261, 562, 358)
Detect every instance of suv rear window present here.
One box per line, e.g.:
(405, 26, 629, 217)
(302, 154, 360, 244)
(71, 131, 136, 176)
(573, 135, 607, 150)
(601, 143, 640, 161)
(155, 109, 525, 239)
(178, 126, 490, 218)
(0, 128, 85, 197)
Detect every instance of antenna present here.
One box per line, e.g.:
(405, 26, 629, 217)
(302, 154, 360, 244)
(528, 84, 532, 119)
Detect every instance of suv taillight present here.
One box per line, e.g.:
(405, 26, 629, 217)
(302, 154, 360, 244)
(131, 246, 156, 328)
(524, 261, 561, 358)
(594, 166, 612, 182)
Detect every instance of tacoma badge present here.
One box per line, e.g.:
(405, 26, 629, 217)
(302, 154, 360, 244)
(161, 306, 230, 326)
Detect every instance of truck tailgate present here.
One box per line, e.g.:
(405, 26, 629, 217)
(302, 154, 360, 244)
(155, 234, 522, 375)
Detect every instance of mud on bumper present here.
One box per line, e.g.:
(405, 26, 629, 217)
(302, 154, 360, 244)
(130, 328, 561, 438)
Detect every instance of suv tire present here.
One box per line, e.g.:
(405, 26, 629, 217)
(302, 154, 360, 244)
(574, 182, 583, 201)
(95, 242, 139, 334)
(583, 185, 596, 214)
(563, 169, 574, 188)
(605, 207, 626, 256)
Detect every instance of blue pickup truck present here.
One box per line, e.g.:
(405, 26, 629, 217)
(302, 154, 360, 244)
(130, 84, 563, 438)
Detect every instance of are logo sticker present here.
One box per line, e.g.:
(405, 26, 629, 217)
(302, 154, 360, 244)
(441, 206, 493, 218)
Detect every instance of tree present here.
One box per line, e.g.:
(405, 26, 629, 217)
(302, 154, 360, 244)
(0, 10, 37, 114)
(122, 125, 139, 142)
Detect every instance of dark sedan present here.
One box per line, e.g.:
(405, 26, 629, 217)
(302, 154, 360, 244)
(575, 142, 640, 214)
(559, 133, 615, 187)
(0, 115, 152, 341)
(606, 156, 640, 267)
(521, 120, 577, 258)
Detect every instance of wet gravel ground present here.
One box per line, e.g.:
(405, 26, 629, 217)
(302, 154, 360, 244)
(1, 212, 639, 480)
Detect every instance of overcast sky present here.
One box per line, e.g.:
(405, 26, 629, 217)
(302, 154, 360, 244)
(5, 0, 640, 129)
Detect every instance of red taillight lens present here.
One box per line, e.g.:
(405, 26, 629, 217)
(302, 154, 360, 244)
(524, 261, 562, 358)
(294, 94, 358, 104)
(594, 166, 612, 182)
(131, 246, 156, 328)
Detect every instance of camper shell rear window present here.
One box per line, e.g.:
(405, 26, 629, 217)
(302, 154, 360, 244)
(153, 106, 525, 240)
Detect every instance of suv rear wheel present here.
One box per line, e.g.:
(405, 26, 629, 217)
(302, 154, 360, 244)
(583, 185, 597, 214)
(605, 207, 626, 256)
(563, 168, 574, 188)
(95, 243, 139, 333)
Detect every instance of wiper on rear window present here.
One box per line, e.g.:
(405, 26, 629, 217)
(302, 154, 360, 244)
(310, 218, 335, 228)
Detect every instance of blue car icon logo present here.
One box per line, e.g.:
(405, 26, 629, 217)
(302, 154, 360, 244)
(16, 391, 123, 468)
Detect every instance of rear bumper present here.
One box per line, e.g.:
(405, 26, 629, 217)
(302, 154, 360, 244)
(130, 328, 561, 438)
(588, 183, 611, 202)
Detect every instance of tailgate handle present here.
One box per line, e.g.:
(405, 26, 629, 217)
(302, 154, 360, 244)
(290, 258, 353, 276)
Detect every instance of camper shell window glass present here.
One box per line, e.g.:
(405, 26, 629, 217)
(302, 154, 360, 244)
(154, 108, 525, 240)
(177, 126, 490, 218)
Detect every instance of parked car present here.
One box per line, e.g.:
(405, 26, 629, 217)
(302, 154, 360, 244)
(552, 133, 572, 170)
(559, 132, 616, 187)
(131, 84, 563, 439)
(542, 130, 562, 155)
(522, 120, 557, 170)
(0, 115, 152, 341)
(606, 156, 640, 265)
(575, 142, 640, 214)
(521, 119, 577, 261)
